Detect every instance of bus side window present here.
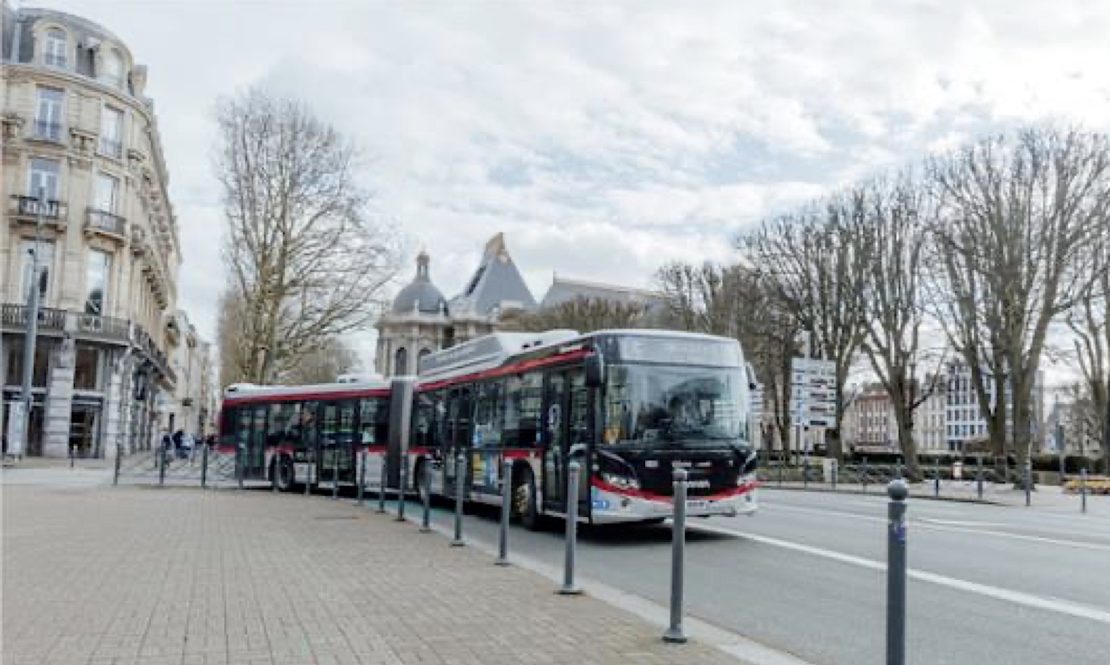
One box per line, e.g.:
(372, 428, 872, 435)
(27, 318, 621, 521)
(300, 401, 319, 459)
(220, 407, 239, 447)
(412, 393, 433, 448)
(473, 381, 503, 448)
(503, 372, 542, 448)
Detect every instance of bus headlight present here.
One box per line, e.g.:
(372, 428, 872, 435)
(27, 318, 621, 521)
(601, 472, 640, 490)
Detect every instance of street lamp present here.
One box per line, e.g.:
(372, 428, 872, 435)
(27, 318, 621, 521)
(10, 187, 48, 459)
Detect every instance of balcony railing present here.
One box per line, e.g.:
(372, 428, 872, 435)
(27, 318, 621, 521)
(85, 208, 127, 238)
(31, 119, 64, 142)
(0, 304, 66, 331)
(98, 137, 123, 159)
(9, 195, 65, 221)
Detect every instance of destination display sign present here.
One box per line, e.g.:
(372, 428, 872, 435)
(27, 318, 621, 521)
(617, 336, 741, 367)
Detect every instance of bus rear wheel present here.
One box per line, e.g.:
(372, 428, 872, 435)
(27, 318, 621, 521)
(274, 457, 295, 492)
(513, 470, 539, 531)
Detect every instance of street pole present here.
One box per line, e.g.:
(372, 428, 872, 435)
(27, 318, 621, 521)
(420, 461, 432, 533)
(15, 187, 48, 460)
(1081, 468, 1088, 514)
(451, 453, 466, 547)
(662, 468, 688, 644)
(559, 461, 582, 595)
(886, 480, 908, 665)
(496, 459, 512, 566)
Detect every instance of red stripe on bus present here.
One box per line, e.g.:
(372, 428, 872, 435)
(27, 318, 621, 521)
(365, 445, 388, 454)
(591, 478, 759, 503)
(223, 388, 390, 406)
(503, 449, 532, 460)
(408, 447, 430, 456)
(419, 348, 591, 391)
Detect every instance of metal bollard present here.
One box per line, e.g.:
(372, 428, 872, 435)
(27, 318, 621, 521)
(420, 461, 432, 533)
(803, 455, 809, 489)
(886, 480, 909, 665)
(304, 457, 311, 496)
(934, 458, 940, 497)
(237, 444, 244, 490)
(357, 450, 366, 505)
(831, 459, 838, 492)
(496, 459, 513, 566)
(200, 443, 208, 489)
(862, 457, 869, 493)
(159, 443, 167, 487)
(778, 458, 783, 487)
(332, 450, 339, 500)
(451, 453, 466, 547)
(395, 457, 408, 521)
(1024, 462, 1032, 507)
(976, 457, 983, 500)
(663, 468, 689, 644)
(70, 444, 76, 468)
(114, 444, 123, 486)
(377, 460, 387, 513)
(1081, 468, 1088, 514)
(272, 450, 278, 494)
(559, 461, 582, 595)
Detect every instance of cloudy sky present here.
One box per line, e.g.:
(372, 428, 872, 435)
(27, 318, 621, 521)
(42, 0, 1110, 372)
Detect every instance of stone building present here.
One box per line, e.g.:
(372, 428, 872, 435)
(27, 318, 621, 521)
(165, 310, 214, 440)
(1, 5, 179, 457)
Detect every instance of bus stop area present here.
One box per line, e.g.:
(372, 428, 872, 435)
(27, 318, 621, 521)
(1, 478, 747, 665)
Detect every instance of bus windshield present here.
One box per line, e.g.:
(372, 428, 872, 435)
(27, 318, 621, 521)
(602, 363, 748, 447)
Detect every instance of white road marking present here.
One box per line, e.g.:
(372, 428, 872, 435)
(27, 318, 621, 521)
(762, 503, 1110, 552)
(693, 522, 1110, 626)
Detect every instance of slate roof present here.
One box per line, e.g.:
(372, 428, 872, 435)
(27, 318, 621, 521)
(449, 233, 536, 317)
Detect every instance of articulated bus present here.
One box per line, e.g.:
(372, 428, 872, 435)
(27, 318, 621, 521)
(218, 328, 759, 526)
(218, 381, 392, 491)
(410, 329, 759, 526)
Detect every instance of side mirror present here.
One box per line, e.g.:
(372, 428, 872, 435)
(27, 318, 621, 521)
(745, 362, 758, 391)
(585, 352, 605, 388)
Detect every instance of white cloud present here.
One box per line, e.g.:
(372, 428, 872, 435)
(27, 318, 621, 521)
(49, 0, 1110, 361)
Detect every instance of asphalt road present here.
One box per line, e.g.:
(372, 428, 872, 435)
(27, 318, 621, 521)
(400, 487, 1110, 665)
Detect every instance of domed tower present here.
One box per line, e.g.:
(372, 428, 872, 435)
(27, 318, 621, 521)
(375, 252, 451, 376)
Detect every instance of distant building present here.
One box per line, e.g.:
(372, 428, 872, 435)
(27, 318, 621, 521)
(375, 233, 536, 377)
(1, 5, 180, 457)
(945, 361, 1044, 453)
(1045, 398, 1103, 458)
(540, 275, 665, 317)
(844, 383, 896, 453)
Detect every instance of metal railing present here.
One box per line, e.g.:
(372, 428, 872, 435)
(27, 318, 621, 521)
(85, 208, 127, 237)
(0, 303, 66, 331)
(9, 195, 65, 220)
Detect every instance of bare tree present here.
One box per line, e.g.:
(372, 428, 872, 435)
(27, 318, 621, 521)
(1068, 216, 1110, 473)
(283, 337, 359, 385)
(930, 128, 1110, 476)
(216, 89, 396, 384)
(740, 200, 868, 461)
(499, 297, 651, 333)
(849, 176, 943, 479)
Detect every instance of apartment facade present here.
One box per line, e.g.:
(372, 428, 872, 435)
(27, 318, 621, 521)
(1, 5, 180, 457)
(945, 361, 1045, 453)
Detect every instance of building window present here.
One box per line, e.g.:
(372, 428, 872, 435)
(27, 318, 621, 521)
(34, 87, 64, 141)
(94, 173, 119, 213)
(99, 107, 124, 158)
(85, 249, 112, 315)
(43, 28, 67, 68)
(74, 346, 102, 390)
(19, 239, 54, 303)
(27, 158, 60, 201)
(100, 49, 125, 88)
(394, 347, 408, 375)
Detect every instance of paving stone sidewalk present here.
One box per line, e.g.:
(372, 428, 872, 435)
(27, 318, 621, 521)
(2, 484, 742, 665)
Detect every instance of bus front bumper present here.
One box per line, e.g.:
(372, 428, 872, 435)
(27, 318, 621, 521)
(588, 480, 759, 524)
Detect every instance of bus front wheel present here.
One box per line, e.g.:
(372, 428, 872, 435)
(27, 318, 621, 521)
(513, 469, 539, 531)
(274, 457, 295, 492)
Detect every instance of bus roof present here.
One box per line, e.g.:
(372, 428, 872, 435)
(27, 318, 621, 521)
(222, 380, 391, 405)
(417, 328, 741, 385)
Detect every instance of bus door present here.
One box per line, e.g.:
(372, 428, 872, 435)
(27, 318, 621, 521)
(244, 404, 267, 479)
(445, 386, 473, 497)
(319, 400, 358, 485)
(542, 372, 569, 513)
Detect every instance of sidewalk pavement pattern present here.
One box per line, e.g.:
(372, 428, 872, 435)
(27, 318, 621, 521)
(2, 483, 743, 665)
